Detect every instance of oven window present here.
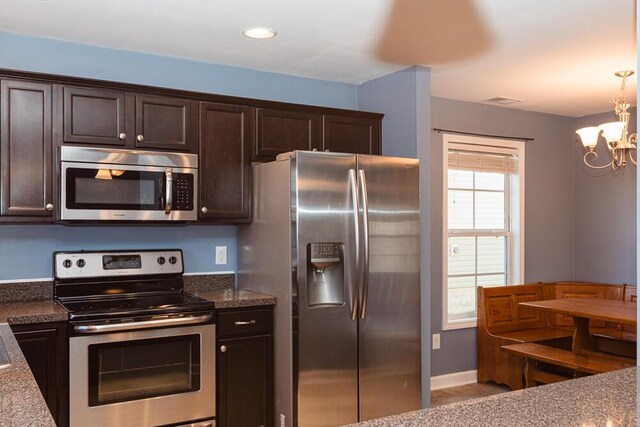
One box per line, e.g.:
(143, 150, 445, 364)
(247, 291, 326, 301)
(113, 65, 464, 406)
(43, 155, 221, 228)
(66, 168, 165, 210)
(88, 335, 201, 406)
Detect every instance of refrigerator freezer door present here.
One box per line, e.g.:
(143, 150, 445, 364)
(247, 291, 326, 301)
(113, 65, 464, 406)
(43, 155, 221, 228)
(294, 151, 360, 427)
(356, 154, 422, 421)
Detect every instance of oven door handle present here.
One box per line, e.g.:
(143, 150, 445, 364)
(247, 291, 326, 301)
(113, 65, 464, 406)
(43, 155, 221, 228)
(73, 314, 212, 334)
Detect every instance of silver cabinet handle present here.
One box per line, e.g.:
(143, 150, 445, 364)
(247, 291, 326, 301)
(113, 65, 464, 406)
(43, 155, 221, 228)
(74, 314, 212, 334)
(118, 132, 126, 140)
(45, 203, 54, 212)
(358, 169, 370, 320)
(220, 345, 227, 353)
(312, 148, 318, 151)
(137, 134, 144, 142)
(234, 320, 256, 326)
(325, 149, 330, 152)
(201, 207, 208, 214)
(348, 169, 360, 321)
(164, 168, 173, 214)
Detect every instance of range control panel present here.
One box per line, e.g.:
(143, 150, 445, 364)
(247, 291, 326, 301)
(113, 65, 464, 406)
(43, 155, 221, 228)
(54, 249, 183, 279)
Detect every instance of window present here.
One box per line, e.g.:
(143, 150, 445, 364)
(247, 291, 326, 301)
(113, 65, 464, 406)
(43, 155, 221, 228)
(442, 134, 525, 330)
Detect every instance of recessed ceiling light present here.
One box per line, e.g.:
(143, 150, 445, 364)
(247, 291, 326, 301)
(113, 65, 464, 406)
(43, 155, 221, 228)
(242, 27, 277, 39)
(484, 96, 523, 105)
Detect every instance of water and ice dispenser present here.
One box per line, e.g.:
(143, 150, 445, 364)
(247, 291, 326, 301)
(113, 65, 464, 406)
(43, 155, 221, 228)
(307, 242, 344, 307)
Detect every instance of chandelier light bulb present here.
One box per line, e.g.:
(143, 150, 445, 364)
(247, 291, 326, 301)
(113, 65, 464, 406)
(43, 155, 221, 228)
(576, 127, 600, 151)
(599, 121, 625, 145)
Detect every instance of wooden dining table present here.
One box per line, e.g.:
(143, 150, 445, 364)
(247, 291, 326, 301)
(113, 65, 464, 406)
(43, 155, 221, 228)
(519, 298, 637, 355)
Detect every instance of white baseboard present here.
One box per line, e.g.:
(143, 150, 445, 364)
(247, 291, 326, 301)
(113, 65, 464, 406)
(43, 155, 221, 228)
(430, 370, 478, 391)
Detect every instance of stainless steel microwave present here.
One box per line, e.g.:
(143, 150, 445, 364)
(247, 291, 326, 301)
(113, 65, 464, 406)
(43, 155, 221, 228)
(61, 146, 198, 221)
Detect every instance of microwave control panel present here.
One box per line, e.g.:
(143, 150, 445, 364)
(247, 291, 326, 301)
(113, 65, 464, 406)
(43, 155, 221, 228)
(173, 173, 194, 211)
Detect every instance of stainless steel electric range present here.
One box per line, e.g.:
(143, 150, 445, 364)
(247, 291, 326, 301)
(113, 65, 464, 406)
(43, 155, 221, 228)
(54, 249, 215, 427)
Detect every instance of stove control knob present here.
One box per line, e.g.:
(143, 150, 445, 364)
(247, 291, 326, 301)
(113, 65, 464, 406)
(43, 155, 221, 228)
(76, 259, 85, 268)
(157, 256, 166, 265)
(169, 256, 177, 265)
(63, 259, 72, 268)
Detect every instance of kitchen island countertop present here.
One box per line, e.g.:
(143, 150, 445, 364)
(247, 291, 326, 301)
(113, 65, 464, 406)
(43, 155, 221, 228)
(348, 367, 637, 427)
(0, 323, 57, 427)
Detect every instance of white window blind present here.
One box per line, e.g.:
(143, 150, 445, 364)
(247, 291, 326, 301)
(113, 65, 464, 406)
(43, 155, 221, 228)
(448, 149, 517, 174)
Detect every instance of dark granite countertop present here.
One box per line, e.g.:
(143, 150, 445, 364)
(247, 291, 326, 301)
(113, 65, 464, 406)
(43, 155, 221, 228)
(186, 288, 276, 309)
(0, 323, 56, 427)
(0, 299, 67, 324)
(348, 367, 637, 427)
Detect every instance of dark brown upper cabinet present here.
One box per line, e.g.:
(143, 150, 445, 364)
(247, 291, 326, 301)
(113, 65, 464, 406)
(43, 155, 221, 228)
(255, 107, 322, 160)
(0, 79, 54, 218)
(199, 102, 253, 222)
(62, 88, 196, 152)
(134, 94, 196, 152)
(63, 86, 126, 146)
(323, 115, 381, 155)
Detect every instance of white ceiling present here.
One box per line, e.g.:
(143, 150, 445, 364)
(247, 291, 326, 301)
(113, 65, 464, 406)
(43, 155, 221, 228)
(0, 0, 636, 117)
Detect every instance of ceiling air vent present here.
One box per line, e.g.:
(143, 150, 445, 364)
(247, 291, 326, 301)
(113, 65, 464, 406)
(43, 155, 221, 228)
(484, 96, 523, 105)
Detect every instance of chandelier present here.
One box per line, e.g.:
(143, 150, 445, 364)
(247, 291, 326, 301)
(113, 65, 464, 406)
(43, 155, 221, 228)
(576, 70, 637, 170)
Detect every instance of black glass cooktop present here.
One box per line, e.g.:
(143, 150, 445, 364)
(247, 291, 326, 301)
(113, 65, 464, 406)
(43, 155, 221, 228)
(58, 293, 214, 321)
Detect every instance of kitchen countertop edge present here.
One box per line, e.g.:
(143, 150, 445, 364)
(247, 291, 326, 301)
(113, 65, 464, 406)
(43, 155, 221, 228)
(0, 323, 57, 426)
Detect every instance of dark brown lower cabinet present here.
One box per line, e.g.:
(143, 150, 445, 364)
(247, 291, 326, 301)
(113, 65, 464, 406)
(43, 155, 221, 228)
(11, 322, 68, 427)
(217, 307, 274, 427)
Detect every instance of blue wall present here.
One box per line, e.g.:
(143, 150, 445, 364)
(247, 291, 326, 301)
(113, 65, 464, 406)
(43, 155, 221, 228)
(0, 32, 357, 109)
(0, 32, 358, 280)
(0, 225, 237, 280)
(357, 67, 418, 158)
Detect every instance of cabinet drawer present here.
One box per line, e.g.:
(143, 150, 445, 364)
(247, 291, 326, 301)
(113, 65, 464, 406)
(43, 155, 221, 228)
(217, 308, 272, 337)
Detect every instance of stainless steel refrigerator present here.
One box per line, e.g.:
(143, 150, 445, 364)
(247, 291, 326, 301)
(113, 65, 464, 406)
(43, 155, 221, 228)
(238, 151, 421, 427)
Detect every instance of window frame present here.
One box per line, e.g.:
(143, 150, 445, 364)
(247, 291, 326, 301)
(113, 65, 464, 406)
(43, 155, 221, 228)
(442, 134, 526, 330)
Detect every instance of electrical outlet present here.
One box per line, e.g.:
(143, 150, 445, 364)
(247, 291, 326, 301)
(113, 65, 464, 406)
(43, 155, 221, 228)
(215, 246, 227, 265)
(280, 414, 286, 427)
(432, 333, 441, 350)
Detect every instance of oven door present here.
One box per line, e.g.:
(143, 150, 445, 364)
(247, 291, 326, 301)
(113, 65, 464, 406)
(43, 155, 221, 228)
(61, 161, 197, 221)
(69, 323, 215, 427)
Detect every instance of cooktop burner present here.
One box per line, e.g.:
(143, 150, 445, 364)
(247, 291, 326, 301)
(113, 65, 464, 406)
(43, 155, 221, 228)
(59, 293, 214, 321)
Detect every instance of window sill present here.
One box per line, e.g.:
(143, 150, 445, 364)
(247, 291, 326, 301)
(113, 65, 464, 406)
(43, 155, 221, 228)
(442, 319, 478, 331)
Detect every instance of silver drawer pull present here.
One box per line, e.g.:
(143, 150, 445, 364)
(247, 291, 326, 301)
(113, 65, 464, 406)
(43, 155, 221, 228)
(234, 320, 256, 326)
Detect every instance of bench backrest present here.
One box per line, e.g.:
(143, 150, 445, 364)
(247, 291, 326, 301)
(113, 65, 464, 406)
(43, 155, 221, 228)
(622, 285, 637, 332)
(478, 284, 547, 334)
(543, 282, 625, 328)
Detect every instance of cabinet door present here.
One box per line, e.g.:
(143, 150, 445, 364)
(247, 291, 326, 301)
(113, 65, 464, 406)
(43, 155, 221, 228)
(63, 86, 126, 146)
(12, 322, 68, 427)
(256, 108, 322, 159)
(323, 115, 381, 155)
(199, 102, 253, 221)
(218, 335, 273, 427)
(134, 94, 196, 152)
(0, 79, 53, 217)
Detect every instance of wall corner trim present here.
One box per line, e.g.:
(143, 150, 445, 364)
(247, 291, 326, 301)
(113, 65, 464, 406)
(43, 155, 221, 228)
(430, 370, 478, 390)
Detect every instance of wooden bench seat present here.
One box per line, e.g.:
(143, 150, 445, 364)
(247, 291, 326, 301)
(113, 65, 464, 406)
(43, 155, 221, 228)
(502, 342, 635, 388)
(500, 327, 572, 343)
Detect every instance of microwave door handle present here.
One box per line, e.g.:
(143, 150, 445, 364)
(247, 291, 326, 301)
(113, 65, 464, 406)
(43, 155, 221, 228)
(165, 168, 173, 214)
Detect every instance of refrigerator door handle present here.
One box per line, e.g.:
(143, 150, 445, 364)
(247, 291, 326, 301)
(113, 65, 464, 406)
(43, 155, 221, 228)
(349, 169, 361, 321)
(358, 169, 370, 320)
